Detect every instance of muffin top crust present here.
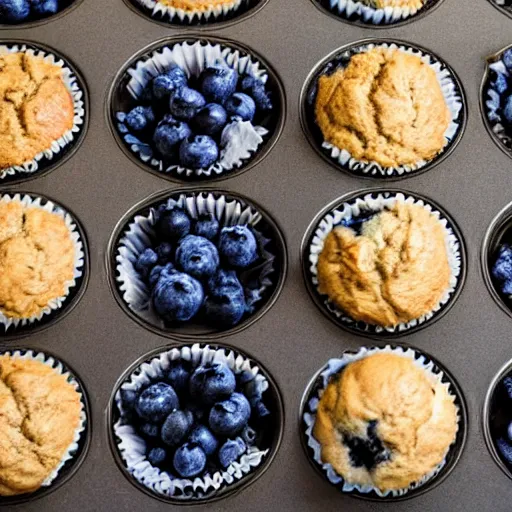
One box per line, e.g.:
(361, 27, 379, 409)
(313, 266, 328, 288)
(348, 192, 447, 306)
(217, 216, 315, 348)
(314, 47, 450, 168)
(360, 0, 424, 8)
(0, 52, 74, 169)
(316, 202, 451, 327)
(313, 353, 458, 492)
(0, 356, 81, 496)
(158, 0, 236, 11)
(0, 200, 75, 319)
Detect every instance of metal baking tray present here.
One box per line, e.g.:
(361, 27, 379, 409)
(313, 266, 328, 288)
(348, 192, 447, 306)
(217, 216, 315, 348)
(3, 0, 512, 510)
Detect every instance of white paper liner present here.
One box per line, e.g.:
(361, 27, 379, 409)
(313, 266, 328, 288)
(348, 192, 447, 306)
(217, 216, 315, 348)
(117, 40, 270, 178)
(0, 349, 87, 489)
(308, 192, 462, 334)
(113, 343, 270, 499)
(0, 44, 86, 181)
(326, 0, 426, 24)
(133, 0, 252, 24)
(315, 42, 463, 178)
(303, 345, 461, 497)
(115, 191, 275, 329)
(0, 193, 85, 331)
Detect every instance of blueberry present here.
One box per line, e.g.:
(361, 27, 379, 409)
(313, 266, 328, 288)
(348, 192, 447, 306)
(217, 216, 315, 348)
(199, 66, 238, 104)
(250, 398, 271, 419)
(140, 422, 160, 439)
(508, 422, 512, 442)
(120, 388, 138, 410)
(209, 392, 251, 437)
(153, 115, 192, 158)
(218, 437, 246, 468)
(189, 425, 218, 456)
(152, 67, 187, 100)
(203, 290, 246, 327)
(503, 376, 512, 400)
(149, 263, 175, 288)
(240, 75, 273, 111)
(135, 248, 159, 279)
(169, 87, 206, 120)
(504, 49, 512, 72)
(241, 426, 257, 445)
(161, 410, 194, 447)
(225, 93, 256, 122)
(156, 207, 191, 242)
(218, 225, 258, 268)
(493, 246, 512, 282)
(0, 0, 30, 21)
(503, 94, 512, 125)
(173, 443, 207, 478)
(193, 103, 227, 135)
(148, 447, 167, 467)
(175, 235, 219, 279)
(155, 242, 173, 264)
(344, 420, 389, 470)
(165, 361, 190, 395)
(194, 215, 219, 240)
(30, 0, 58, 15)
(503, 279, 512, 296)
(179, 135, 219, 170)
(497, 438, 512, 465)
(189, 363, 236, 405)
(493, 72, 509, 95)
(126, 106, 155, 132)
(208, 269, 243, 294)
(136, 383, 179, 423)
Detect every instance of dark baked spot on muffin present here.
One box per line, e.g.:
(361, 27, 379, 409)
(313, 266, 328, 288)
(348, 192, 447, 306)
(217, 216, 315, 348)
(343, 420, 390, 470)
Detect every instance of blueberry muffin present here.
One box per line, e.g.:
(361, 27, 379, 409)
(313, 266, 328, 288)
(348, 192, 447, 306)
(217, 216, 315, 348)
(0, 200, 75, 318)
(0, 52, 74, 169)
(315, 47, 450, 168)
(0, 355, 81, 496)
(313, 353, 458, 491)
(317, 202, 450, 327)
(158, 0, 238, 11)
(360, 0, 423, 7)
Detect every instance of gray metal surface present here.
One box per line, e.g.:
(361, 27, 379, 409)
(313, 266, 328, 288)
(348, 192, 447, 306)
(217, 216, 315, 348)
(2, 0, 512, 510)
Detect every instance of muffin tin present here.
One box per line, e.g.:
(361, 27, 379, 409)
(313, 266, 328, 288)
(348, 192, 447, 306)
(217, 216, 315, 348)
(3, 0, 512, 509)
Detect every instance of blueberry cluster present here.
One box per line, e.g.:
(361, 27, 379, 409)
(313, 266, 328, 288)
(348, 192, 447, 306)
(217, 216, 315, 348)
(118, 62, 272, 170)
(488, 49, 512, 126)
(0, 0, 61, 21)
(136, 204, 260, 327)
(492, 244, 512, 296)
(491, 376, 512, 468)
(119, 360, 270, 479)
(344, 420, 389, 471)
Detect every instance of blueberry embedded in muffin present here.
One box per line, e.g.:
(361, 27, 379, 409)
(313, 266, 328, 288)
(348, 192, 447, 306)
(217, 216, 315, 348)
(313, 353, 458, 492)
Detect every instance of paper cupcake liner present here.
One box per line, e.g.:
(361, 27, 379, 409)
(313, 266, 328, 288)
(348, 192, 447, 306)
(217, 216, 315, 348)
(306, 191, 462, 335)
(303, 345, 461, 498)
(0, 349, 87, 490)
(304, 41, 464, 178)
(0, 44, 86, 181)
(113, 343, 270, 499)
(115, 40, 272, 179)
(0, 193, 85, 331)
(130, 0, 253, 25)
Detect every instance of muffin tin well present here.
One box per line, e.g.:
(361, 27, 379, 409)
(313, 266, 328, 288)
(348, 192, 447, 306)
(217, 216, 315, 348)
(299, 344, 468, 501)
(107, 35, 285, 184)
(107, 342, 284, 504)
(300, 38, 467, 181)
(487, 0, 512, 20)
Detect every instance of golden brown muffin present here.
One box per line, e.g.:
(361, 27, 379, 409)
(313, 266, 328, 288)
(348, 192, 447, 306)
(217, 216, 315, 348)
(360, 0, 423, 7)
(159, 0, 234, 11)
(0, 356, 81, 496)
(313, 353, 458, 492)
(315, 47, 450, 168)
(0, 200, 75, 319)
(317, 202, 451, 327)
(0, 52, 74, 169)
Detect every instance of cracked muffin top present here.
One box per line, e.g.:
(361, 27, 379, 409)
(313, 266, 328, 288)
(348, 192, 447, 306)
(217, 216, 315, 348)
(0, 52, 74, 169)
(0, 356, 81, 496)
(317, 202, 451, 327)
(313, 353, 458, 492)
(314, 47, 450, 168)
(158, 0, 236, 11)
(0, 200, 75, 319)
(360, 0, 423, 8)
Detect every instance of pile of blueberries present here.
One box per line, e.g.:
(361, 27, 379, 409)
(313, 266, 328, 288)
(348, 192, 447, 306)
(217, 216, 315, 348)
(119, 359, 271, 479)
(0, 0, 64, 22)
(490, 374, 512, 470)
(135, 203, 261, 328)
(492, 244, 512, 296)
(117, 61, 272, 170)
(488, 49, 512, 127)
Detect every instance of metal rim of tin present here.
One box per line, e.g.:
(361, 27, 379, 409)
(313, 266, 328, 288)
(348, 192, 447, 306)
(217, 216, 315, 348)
(106, 341, 285, 505)
(0, 0, 84, 29)
(308, 0, 447, 29)
(0, 191, 90, 341)
(299, 37, 468, 182)
(0, 39, 89, 186)
(486, 0, 512, 21)
(105, 187, 288, 342)
(121, 0, 270, 31)
(106, 34, 286, 185)
(300, 187, 468, 340)
(298, 343, 468, 502)
(0, 346, 92, 506)
(479, 43, 512, 162)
